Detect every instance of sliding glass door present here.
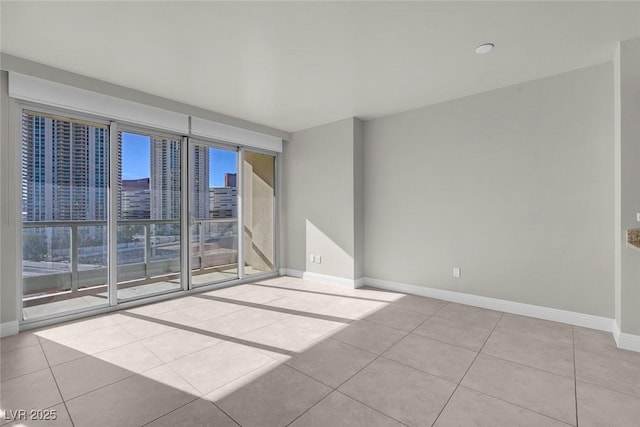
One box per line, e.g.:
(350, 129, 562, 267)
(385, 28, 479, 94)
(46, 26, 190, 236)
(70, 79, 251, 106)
(21, 110, 110, 320)
(189, 141, 239, 286)
(116, 130, 183, 301)
(20, 107, 277, 322)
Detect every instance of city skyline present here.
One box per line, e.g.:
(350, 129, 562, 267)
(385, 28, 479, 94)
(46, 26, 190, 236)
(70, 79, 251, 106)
(121, 133, 237, 187)
(22, 112, 109, 222)
(22, 116, 239, 222)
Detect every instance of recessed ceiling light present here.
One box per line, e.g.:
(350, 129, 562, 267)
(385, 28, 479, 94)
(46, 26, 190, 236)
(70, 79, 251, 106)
(475, 43, 495, 55)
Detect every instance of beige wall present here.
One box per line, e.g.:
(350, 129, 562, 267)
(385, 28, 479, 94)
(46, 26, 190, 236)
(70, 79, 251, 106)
(281, 118, 362, 280)
(618, 37, 640, 334)
(243, 152, 275, 272)
(364, 63, 615, 317)
(353, 119, 365, 280)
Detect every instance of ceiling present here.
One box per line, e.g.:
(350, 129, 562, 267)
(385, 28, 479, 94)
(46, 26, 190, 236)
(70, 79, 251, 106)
(2, 1, 640, 133)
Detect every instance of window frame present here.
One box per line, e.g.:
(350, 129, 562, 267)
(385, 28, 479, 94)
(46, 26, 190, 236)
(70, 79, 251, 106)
(15, 101, 281, 329)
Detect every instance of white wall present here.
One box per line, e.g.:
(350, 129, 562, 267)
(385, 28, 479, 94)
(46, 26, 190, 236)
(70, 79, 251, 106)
(281, 118, 362, 280)
(0, 70, 18, 327)
(364, 63, 615, 317)
(618, 37, 640, 335)
(353, 119, 365, 280)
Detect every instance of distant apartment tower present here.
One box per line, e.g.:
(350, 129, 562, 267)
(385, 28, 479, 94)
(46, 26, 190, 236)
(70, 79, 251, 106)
(150, 138, 181, 220)
(122, 178, 150, 219)
(209, 187, 237, 218)
(22, 115, 210, 223)
(224, 173, 237, 188)
(122, 178, 150, 191)
(22, 112, 110, 221)
(190, 146, 210, 218)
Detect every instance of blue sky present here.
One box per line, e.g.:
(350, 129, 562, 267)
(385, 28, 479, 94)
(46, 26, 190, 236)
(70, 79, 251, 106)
(121, 133, 237, 187)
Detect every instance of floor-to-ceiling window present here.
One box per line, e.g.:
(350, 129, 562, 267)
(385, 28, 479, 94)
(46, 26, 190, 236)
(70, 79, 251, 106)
(21, 110, 110, 320)
(20, 107, 278, 323)
(116, 130, 183, 301)
(189, 142, 239, 286)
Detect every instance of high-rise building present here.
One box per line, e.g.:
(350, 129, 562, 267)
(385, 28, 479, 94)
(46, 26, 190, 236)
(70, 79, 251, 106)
(122, 178, 149, 191)
(122, 178, 150, 219)
(150, 138, 181, 220)
(22, 114, 212, 224)
(224, 173, 237, 188)
(190, 146, 209, 219)
(121, 190, 151, 219)
(22, 112, 110, 222)
(209, 187, 238, 218)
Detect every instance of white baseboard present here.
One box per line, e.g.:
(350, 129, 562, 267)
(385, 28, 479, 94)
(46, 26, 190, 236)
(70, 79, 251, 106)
(279, 268, 363, 289)
(303, 271, 362, 289)
(278, 271, 639, 352)
(613, 321, 640, 352)
(364, 277, 615, 332)
(0, 321, 19, 337)
(279, 268, 303, 278)
(353, 277, 366, 289)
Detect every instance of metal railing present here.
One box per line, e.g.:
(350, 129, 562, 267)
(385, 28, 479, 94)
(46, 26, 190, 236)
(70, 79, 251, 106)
(22, 218, 238, 302)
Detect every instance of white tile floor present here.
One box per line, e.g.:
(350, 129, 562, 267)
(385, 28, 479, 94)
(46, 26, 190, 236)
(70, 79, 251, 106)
(2, 276, 640, 426)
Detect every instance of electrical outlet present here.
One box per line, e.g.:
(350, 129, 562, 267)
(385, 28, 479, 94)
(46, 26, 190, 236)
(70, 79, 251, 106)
(310, 254, 315, 263)
(637, 213, 640, 222)
(453, 267, 461, 278)
(315, 255, 322, 264)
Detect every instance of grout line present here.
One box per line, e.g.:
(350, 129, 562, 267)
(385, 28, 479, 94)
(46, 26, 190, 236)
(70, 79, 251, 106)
(375, 353, 460, 386)
(139, 396, 200, 427)
(285, 389, 410, 427)
(33, 321, 125, 344)
(284, 317, 428, 427)
(122, 311, 292, 356)
(430, 312, 505, 426)
(282, 384, 334, 426)
(202, 358, 283, 397)
(249, 283, 395, 303)
(156, 357, 207, 395)
(328, 319, 409, 354)
(136, 332, 222, 367)
(193, 293, 353, 324)
(456, 385, 575, 427)
(37, 337, 76, 427)
(289, 311, 436, 427)
(61, 371, 137, 403)
(434, 318, 579, 426)
(409, 326, 491, 353)
(573, 377, 640, 401)
(472, 351, 576, 381)
(431, 301, 453, 317)
(335, 390, 411, 427)
(210, 400, 243, 427)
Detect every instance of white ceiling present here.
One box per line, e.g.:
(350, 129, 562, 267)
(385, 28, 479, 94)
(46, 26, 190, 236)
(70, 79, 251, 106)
(2, 1, 640, 133)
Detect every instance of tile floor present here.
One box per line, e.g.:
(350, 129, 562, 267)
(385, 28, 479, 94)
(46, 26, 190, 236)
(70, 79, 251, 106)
(2, 276, 640, 427)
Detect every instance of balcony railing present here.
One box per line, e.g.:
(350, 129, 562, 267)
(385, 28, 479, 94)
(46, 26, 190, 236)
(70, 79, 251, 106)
(22, 218, 238, 304)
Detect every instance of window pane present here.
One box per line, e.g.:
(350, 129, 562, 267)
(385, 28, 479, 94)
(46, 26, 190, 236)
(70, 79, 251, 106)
(21, 111, 109, 320)
(190, 144, 238, 286)
(117, 132, 182, 300)
(243, 151, 275, 276)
